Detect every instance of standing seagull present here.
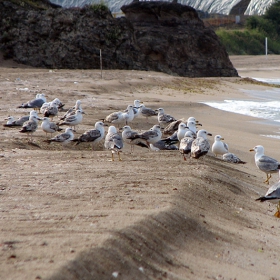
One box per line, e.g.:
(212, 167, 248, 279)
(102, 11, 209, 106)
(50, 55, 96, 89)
(256, 173, 280, 217)
(42, 99, 60, 120)
(58, 109, 83, 130)
(212, 135, 229, 157)
(122, 105, 135, 125)
(60, 100, 83, 121)
(19, 114, 41, 140)
(138, 104, 158, 119)
(191, 129, 212, 160)
(179, 130, 196, 160)
(133, 100, 142, 118)
(40, 98, 64, 114)
(41, 117, 62, 137)
(104, 126, 123, 161)
(45, 127, 74, 145)
(121, 125, 149, 152)
(250, 145, 280, 184)
(73, 121, 106, 150)
(127, 124, 162, 145)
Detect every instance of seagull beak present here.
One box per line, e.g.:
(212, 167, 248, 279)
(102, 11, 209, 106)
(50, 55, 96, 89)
(82, 112, 86, 114)
(196, 123, 202, 127)
(221, 137, 225, 140)
(249, 149, 254, 152)
(207, 133, 212, 136)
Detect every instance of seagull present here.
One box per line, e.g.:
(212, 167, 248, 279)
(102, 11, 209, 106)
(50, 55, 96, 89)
(250, 145, 280, 184)
(58, 109, 83, 130)
(256, 174, 280, 217)
(138, 104, 158, 119)
(163, 116, 201, 135)
(191, 129, 212, 159)
(121, 125, 149, 152)
(222, 153, 246, 164)
(60, 100, 84, 121)
(157, 108, 176, 127)
(176, 123, 190, 142)
(40, 98, 64, 114)
(150, 140, 178, 151)
(104, 126, 123, 161)
(3, 110, 39, 128)
(18, 95, 46, 110)
(19, 114, 41, 140)
(127, 124, 162, 145)
(212, 135, 229, 157)
(179, 130, 196, 160)
(103, 110, 124, 127)
(45, 127, 74, 145)
(42, 100, 60, 120)
(122, 105, 134, 125)
(35, 93, 47, 102)
(41, 117, 62, 137)
(72, 121, 106, 150)
(132, 100, 142, 118)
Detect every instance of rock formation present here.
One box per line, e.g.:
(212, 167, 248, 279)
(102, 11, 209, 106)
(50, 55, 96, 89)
(0, 0, 238, 77)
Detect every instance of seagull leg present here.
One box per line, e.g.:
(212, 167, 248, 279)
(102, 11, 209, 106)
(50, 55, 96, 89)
(274, 201, 280, 218)
(118, 151, 122, 161)
(264, 174, 271, 184)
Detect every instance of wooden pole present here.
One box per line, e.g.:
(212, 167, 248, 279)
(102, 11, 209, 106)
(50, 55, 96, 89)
(100, 49, 103, 79)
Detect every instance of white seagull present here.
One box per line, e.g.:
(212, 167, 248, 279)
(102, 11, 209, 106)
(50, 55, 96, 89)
(212, 135, 229, 157)
(250, 145, 280, 184)
(104, 126, 123, 161)
(41, 117, 62, 137)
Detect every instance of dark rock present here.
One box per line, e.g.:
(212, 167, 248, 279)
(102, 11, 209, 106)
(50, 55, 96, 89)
(0, 1, 238, 77)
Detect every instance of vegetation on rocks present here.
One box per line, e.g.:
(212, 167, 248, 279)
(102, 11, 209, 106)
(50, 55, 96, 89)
(216, 2, 280, 55)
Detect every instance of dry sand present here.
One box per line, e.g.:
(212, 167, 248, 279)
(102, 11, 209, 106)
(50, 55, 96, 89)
(1, 55, 280, 280)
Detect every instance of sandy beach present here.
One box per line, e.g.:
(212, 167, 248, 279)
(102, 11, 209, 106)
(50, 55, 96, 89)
(1, 55, 280, 280)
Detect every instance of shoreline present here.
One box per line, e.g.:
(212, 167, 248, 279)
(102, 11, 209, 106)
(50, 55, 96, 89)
(1, 56, 280, 279)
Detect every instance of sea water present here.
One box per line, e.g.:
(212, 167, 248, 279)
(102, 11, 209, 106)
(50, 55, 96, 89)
(203, 78, 280, 139)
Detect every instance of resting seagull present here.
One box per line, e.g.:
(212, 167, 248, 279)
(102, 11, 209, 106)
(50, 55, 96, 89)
(18, 95, 46, 110)
(157, 108, 176, 127)
(45, 127, 74, 145)
(256, 173, 280, 217)
(250, 145, 280, 184)
(73, 121, 106, 150)
(222, 153, 246, 164)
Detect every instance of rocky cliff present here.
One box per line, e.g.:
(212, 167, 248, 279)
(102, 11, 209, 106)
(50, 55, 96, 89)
(0, 0, 238, 77)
